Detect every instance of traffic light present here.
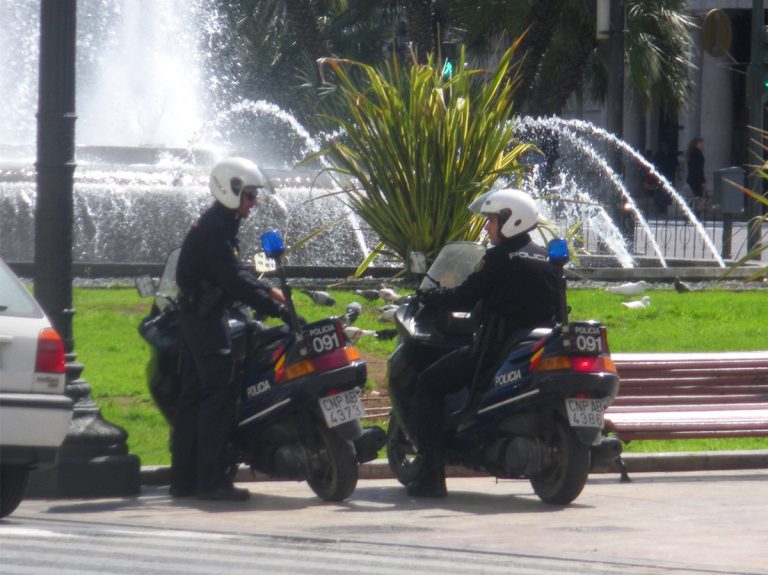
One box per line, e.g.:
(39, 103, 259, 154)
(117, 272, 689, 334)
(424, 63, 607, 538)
(440, 40, 458, 80)
(441, 59, 453, 80)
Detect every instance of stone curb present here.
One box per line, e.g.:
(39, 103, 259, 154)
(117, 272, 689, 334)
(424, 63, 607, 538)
(140, 450, 768, 486)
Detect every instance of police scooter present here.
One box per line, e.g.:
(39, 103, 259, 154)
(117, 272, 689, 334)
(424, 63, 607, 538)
(137, 230, 385, 502)
(386, 239, 621, 505)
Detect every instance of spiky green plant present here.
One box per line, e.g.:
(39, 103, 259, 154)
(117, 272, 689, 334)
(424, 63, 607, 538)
(308, 41, 533, 270)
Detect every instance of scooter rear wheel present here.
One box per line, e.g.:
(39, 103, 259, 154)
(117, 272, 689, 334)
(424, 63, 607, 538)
(386, 412, 422, 486)
(306, 426, 359, 502)
(529, 417, 590, 505)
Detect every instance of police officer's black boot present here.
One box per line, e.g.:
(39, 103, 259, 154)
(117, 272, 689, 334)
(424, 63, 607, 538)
(406, 450, 447, 498)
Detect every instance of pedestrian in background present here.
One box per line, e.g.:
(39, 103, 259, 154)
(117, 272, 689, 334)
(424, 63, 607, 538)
(685, 137, 707, 216)
(171, 157, 289, 502)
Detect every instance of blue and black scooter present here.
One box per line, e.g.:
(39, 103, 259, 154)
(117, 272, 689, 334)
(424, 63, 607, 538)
(386, 239, 622, 505)
(138, 231, 385, 502)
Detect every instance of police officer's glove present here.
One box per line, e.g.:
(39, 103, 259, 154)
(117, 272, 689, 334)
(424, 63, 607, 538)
(415, 288, 436, 305)
(278, 306, 293, 325)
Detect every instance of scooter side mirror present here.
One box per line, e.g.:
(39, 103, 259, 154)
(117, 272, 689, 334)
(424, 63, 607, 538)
(135, 275, 156, 298)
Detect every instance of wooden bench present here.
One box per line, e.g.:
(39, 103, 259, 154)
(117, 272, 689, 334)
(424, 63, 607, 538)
(606, 351, 768, 441)
(603, 351, 768, 481)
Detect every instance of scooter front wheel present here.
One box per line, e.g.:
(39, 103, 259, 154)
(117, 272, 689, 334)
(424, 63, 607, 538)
(306, 425, 359, 502)
(386, 412, 422, 486)
(529, 417, 590, 505)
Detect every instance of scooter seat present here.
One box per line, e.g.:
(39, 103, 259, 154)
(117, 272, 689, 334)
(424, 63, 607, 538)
(499, 326, 554, 355)
(251, 324, 290, 349)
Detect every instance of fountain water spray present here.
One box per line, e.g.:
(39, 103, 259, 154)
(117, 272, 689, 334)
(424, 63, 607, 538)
(557, 118, 725, 268)
(0, 1, 722, 271)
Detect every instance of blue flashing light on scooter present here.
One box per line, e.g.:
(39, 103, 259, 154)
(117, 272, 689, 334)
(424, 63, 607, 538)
(260, 230, 305, 338)
(260, 229, 285, 259)
(548, 237, 571, 324)
(547, 238, 570, 265)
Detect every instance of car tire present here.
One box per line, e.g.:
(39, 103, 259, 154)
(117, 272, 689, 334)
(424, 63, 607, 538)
(1, 464, 29, 518)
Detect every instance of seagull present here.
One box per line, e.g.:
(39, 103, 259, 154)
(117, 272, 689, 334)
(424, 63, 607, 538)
(673, 277, 692, 293)
(621, 296, 651, 309)
(377, 305, 399, 323)
(343, 326, 376, 343)
(378, 287, 400, 302)
(345, 301, 363, 324)
(301, 289, 336, 306)
(354, 289, 380, 302)
(606, 281, 648, 296)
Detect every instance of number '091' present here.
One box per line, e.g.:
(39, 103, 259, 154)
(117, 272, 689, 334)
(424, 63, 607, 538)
(576, 335, 601, 353)
(312, 332, 340, 353)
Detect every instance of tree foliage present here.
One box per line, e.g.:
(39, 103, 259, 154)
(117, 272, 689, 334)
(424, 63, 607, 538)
(442, 0, 695, 116)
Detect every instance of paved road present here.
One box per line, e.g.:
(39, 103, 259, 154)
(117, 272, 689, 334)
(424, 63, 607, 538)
(3, 470, 767, 574)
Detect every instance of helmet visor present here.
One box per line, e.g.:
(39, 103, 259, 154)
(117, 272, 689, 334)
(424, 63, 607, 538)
(468, 190, 495, 215)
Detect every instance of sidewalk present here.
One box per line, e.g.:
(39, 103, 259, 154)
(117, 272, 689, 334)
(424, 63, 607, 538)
(140, 450, 768, 485)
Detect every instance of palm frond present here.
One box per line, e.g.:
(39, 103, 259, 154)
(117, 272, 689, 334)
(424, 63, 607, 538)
(310, 44, 530, 270)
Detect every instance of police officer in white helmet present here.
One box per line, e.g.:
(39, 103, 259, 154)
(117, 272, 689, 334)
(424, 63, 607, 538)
(171, 157, 290, 502)
(407, 189, 560, 498)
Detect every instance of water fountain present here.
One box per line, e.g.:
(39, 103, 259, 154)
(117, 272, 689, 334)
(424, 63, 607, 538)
(0, 0, 733, 275)
(0, 0, 372, 272)
(515, 117, 727, 269)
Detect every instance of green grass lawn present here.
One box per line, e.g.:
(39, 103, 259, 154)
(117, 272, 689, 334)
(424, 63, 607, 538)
(71, 286, 768, 464)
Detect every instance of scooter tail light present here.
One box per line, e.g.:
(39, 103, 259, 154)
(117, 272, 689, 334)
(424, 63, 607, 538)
(571, 355, 616, 374)
(309, 346, 360, 373)
(530, 354, 617, 374)
(282, 347, 361, 382)
(284, 358, 316, 381)
(531, 355, 571, 372)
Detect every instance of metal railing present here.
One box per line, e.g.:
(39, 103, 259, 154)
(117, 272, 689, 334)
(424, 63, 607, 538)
(581, 206, 767, 265)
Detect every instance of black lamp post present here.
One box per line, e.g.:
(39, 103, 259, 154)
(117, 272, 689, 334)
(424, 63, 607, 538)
(29, 0, 140, 498)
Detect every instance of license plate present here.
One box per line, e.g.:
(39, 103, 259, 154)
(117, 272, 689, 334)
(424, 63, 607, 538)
(303, 320, 344, 356)
(318, 389, 366, 428)
(565, 398, 605, 428)
(565, 322, 605, 355)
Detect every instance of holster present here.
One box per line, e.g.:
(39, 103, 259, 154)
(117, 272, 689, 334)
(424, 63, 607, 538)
(179, 282, 225, 318)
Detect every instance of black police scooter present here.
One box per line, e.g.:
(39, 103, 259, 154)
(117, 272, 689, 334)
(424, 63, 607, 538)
(386, 239, 622, 505)
(137, 230, 385, 502)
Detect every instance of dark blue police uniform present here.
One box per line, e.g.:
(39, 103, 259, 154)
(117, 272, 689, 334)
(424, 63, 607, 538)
(171, 202, 285, 496)
(413, 232, 560, 490)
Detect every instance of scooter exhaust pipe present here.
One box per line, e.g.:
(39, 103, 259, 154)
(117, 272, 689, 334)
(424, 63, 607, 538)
(486, 437, 544, 476)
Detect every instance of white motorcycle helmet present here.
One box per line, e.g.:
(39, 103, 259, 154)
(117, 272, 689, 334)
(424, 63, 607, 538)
(468, 188, 539, 239)
(209, 157, 266, 209)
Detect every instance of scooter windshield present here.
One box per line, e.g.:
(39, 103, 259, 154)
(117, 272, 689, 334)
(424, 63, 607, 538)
(155, 248, 180, 311)
(418, 242, 486, 291)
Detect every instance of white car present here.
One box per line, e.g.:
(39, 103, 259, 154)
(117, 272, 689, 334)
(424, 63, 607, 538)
(0, 258, 73, 518)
